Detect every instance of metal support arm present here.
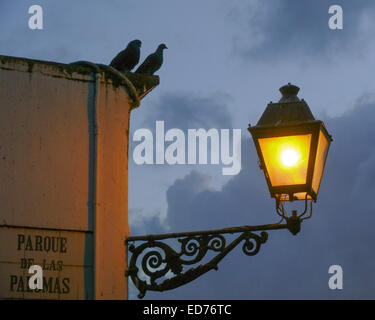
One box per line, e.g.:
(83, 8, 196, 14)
(125, 216, 301, 299)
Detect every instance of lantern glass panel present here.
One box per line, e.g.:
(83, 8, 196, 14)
(312, 129, 330, 194)
(258, 134, 312, 186)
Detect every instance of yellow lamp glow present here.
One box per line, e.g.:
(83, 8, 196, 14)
(258, 134, 312, 187)
(281, 148, 300, 167)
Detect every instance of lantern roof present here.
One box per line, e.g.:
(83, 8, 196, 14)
(256, 83, 315, 127)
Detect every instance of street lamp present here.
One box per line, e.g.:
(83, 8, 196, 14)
(248, 83, 332, 228)
(126, 83, 332, 298)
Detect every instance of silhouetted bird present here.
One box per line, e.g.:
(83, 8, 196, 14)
(110, 39, 142, 72)
(135, 43, 167, 75)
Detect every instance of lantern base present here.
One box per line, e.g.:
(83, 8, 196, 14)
(286, 211, 301, 235)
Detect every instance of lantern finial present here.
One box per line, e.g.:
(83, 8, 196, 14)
(279, 83, 300, 103)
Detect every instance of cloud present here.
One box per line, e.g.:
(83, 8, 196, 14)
(130, 96, 375, 299)
(129, 208, 168, 236)
(140, 91, 234, 131)
(129, 91, 235, 165)
(230, 0, 375, 61)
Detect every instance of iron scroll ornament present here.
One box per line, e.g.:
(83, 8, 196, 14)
(125, 216, 301, 299)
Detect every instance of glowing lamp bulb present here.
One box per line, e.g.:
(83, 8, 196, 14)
(281, 148, 300, 167)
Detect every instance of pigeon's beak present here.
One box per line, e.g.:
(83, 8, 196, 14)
(165, 46, 168, 49)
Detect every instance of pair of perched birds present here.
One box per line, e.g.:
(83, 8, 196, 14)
(110, 39, 167, 75)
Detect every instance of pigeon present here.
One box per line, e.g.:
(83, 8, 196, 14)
(135, 43, 167, 75)
(110, 39, 142, 72)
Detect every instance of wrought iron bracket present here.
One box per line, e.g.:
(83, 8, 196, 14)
(125, 218, 301, 298)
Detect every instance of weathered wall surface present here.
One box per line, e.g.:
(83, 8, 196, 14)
(0, 227, 93, 299)
(0, 56, 157, 299)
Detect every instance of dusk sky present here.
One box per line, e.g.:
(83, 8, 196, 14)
(2, 1, 375, 299)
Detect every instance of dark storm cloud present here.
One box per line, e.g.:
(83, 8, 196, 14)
(140, 92, 234, 131)
(232, 0, 375, 60)
(129, 91, 234, 158)
(133, 97, 375, 299)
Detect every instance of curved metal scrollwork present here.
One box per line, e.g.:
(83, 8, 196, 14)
(242, 231, 268, 256)
(126, 228, 273, 298)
